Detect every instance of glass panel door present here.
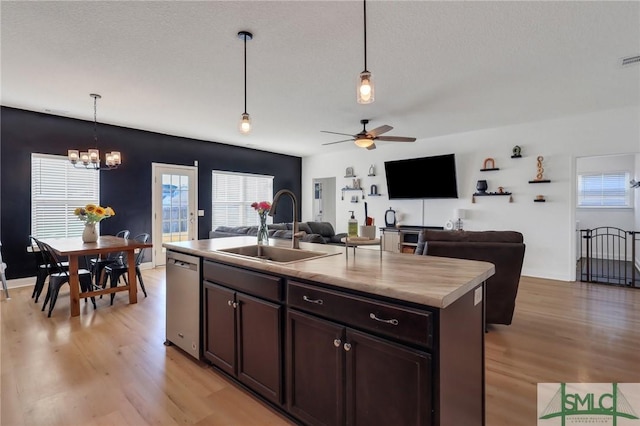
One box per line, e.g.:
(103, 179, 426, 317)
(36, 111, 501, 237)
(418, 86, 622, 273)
(152, 164, 197, 266)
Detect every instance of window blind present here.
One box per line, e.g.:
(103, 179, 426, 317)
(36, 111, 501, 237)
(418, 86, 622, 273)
(31, 153, 101, 238)
(212, 171, 273, 229)
(577, 172, 630, 208)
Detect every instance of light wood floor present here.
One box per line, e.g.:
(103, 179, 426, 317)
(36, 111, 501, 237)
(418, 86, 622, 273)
(1, 269, 639, 425)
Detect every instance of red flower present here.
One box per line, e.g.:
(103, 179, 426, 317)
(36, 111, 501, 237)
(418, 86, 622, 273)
(251, 201, 271, 213)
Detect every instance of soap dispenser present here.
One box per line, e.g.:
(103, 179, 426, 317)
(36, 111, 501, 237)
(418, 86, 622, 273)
(348, 211, 358, 237)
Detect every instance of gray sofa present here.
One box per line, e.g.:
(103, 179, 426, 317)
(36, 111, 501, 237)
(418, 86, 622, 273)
(210, 222, 348, 245)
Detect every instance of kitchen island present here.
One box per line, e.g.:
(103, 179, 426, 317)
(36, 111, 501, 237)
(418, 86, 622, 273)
(163, 236, 494, 426)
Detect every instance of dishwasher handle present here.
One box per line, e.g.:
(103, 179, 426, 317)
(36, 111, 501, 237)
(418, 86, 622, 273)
(167, 257, 198, 272)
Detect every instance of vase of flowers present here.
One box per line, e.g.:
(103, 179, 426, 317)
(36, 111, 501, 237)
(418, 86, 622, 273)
(74, 204, 115, 243)
(251, 201, 271, 245)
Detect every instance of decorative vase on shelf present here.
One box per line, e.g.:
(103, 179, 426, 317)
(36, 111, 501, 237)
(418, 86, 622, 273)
(82, 223, 98, 243)
(257, 213, 269, 246)
(476, 180, 488, 193)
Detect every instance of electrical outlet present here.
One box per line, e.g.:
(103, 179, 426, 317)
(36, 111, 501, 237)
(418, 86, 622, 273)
(474, 286, 483, 306)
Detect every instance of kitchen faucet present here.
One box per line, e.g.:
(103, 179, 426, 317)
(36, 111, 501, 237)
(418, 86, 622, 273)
(269, 189, 303, 249)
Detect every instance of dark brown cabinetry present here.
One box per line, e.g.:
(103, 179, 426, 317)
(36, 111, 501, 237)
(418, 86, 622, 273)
(287, 281, 433, 426)
(202, 261, 284, 405)
(199, 258, 484, 426)
(287, 309, 432, 426)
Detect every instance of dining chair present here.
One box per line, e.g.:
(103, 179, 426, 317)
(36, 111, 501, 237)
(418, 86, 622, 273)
(88, 229, 130, 288)
(38, 241, 97, 317)
(102, 233, 149, 305)
(29, 235, 70, 302)
(0, 241, 9, 299)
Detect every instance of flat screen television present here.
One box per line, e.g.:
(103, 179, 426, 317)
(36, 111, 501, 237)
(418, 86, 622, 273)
(384, 153, 459, 199)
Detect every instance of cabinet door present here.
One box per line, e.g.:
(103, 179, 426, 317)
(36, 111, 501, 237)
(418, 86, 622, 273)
(287, 309, 345, 426)
(203, 281, 236, 376)
(345, 329, 432, 426)
(382, 230, 400, 253)
(236, 292, 283, 405)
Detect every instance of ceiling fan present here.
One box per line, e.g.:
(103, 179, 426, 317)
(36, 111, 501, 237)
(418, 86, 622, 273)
(321, 119, 416, 150)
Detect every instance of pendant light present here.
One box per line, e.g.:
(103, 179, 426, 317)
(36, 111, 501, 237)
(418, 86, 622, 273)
(357, 0, 374, 104)
(238, 31, 253, 134)
(68, 93, 121, 170)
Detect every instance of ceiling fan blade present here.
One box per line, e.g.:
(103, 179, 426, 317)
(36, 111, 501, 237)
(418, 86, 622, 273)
(366, 143, 377, 150)
(376, 136, 416, 142)
(367, 125, 393, 137)
(321, 130, 356, 137)
(322, 139, 353, 146)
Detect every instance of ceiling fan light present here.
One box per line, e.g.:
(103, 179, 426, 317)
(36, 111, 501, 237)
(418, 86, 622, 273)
(355, 136, 373, 148)
(239, 112, 252, 134)
(357, 71, 374, 104)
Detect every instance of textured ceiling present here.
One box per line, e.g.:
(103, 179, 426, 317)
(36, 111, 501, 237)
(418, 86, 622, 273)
(2, 1, 639, 157)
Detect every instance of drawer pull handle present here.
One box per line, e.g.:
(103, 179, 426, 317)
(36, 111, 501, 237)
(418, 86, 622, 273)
(303, 295, 324, 305)
(343, 342, 352, 351)
(228, 300, 237, 308)
(369, 313, 399, 326)
(333, 339, 341, 347)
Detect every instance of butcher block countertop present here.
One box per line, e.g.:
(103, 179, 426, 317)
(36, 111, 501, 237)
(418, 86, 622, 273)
(163, 236, 495, 309)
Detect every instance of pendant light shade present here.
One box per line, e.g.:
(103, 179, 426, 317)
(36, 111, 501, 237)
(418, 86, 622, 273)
(239, 112, 251, 134)
(357, 0, 374, 104)
(238, 31, 253, 134)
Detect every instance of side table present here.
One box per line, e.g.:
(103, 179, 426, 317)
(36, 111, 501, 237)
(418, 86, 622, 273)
(340, 237, 382, 260)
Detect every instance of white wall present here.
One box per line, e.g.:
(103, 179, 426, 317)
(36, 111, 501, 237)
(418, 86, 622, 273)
(302, 106, 640, 281)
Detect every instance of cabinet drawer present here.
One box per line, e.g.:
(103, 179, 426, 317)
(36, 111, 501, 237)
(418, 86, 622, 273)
(203, 260, 283, 302)
(288, 281, 433, 349)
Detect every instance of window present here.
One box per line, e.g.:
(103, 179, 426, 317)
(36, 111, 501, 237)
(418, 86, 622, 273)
(577, 171, 631, 208)
(31, 153, 101, 238)
(212, 171, 273, 229)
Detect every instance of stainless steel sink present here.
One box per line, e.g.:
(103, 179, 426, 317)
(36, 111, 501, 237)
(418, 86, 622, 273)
(217, 245, 337, 264)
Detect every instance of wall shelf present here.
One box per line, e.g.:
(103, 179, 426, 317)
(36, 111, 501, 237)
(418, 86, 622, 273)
(529, 180, 551, 183)
(473, 192, 512, 196)
(472, 192, 513, 203)
(368, 193, 382, 197)
(341, 187, 365, 200)
(534, 199, 546, 202)
(480, 168, 500, 172)
(510, 155, 522, 159)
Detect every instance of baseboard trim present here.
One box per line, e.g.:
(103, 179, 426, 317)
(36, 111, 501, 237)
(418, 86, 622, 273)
(6, 276, 35, 289)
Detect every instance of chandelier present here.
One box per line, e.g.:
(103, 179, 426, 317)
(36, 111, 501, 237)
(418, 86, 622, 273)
(68, 93, 121, 170)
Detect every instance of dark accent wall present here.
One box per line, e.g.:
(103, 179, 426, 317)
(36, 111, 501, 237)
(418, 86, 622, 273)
(0, 107, 302, 278)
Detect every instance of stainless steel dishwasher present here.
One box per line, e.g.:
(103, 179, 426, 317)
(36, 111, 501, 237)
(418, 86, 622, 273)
(165, 250, 201, 360)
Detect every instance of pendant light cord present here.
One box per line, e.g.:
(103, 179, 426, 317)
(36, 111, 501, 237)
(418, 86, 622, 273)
(363, 0, 368, 71)
(93, 95, 98, 145)
(243, 34, 248, 114)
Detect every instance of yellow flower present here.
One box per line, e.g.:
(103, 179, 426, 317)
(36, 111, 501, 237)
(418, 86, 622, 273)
(74, 203, 115, 225)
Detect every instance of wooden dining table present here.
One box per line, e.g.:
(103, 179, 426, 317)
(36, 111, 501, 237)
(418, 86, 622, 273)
(39, 235, 152, 317)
